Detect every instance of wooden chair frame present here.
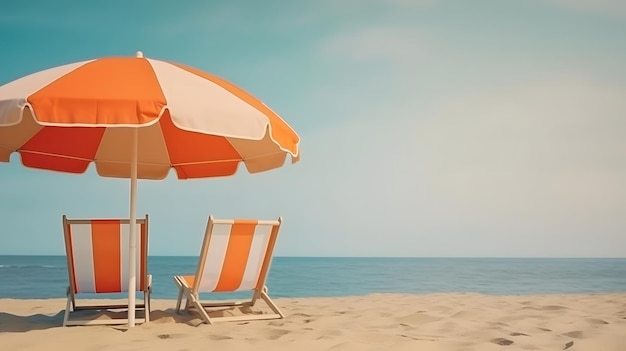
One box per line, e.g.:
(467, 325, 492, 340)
(62, 215, 151, 326)
(173, 216, 284, 324)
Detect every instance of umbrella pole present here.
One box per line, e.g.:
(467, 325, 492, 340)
(128, 128, 138, 327)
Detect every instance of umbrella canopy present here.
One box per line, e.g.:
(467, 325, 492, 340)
(0, 52, 300, 327)
(0, 52, 299, 178)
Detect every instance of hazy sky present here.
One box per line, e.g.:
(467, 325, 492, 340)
(1, 0, 624, 257)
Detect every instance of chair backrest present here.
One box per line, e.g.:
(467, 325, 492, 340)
(62, 215, 149, 294)
(193, 216, 282, 293)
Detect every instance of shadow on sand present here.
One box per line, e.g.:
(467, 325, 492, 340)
(0, 308, 203, 333)
(0, 311, 65, 332)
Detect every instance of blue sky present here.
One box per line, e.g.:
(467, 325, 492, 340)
(1, 0, 625, 257)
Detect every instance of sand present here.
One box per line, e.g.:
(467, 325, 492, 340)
(1, 293, 625, 350)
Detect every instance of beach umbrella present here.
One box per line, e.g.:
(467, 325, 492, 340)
(0, 52, 300, 327)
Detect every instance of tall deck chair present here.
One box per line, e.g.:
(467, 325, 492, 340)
(62, 215, 151, 326)
(173, 216, 284, 324)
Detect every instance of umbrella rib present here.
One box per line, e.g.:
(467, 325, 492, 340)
(1, 143, 20, 151)
(170, 151, 286, 166)
(16, 150, 243, 166)
(18, 150, 92, 162)
(16, 150, 286, 166)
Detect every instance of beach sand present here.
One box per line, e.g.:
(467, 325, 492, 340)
(1, 293, 625, 350)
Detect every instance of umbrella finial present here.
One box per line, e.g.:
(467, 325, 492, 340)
(136, 51, 144, 58)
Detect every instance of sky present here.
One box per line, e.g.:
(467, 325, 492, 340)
(0, 0, 625, 257)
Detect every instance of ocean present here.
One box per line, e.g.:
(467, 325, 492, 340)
(1, 256, 625, 299)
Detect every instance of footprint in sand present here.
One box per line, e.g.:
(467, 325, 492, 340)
(397, 312, 441, 325)
(522, 305, 567, 311)
(491, 337, 514, 346)
(316, 329, 343, 339)
(586, 318, 609, 325)
(450, 310, 474, 319)
(292, 312, 312, 318)
(539, 305, 567, 311)
(562, 331, 583, 339)
(266, 329, 290, 340)
(157, 333, 187, 339)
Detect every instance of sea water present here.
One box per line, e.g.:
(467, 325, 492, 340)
(0, 256, 625, 299)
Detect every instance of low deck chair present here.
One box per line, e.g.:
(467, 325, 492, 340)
(174, 216, 284, 324)
(62, 215, 151, 326)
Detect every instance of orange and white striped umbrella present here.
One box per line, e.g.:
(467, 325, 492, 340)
(0, 52, 300, 327)
(0, 52, 300, 178)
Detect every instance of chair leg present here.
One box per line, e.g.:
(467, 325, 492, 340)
(261, 286, 284, 318)
(144, 275, 152, 322)
(144, 291, 150, 322)
(63, 287, 72, 327)
(69, 286, 76, 311)
(174, 277, 184, 313)
(173, 277, 212, 324)
(189, 293, 213, 324)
